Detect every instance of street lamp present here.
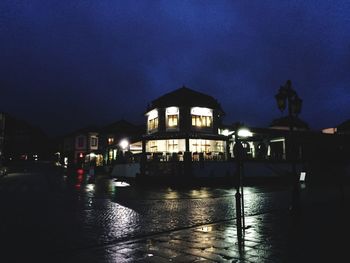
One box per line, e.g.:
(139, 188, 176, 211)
(275, 80, 303, 213)
(119, 139, 129, 152)
(233, 123, 252, 244)
(275, 80, 302, 122)
(118, 139, 130, 163)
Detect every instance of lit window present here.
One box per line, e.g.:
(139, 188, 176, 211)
(91, 137, 98, 147)
(167, 139, 178, 152)
(166, 107, 179, 129)
(148, 117, 159, 130)
(147, 109, 159, 132)
(108, 137, 114, 145)
(191, 115, 212, 127)
(147, 140, 158, 152)
(168, 115, 178, 127)
(190, 139, 211, 153)
(191, 107, 213, 128)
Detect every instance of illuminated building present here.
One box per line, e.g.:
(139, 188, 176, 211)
(142, 86, 228, 163)
(60, 126, 100, 168)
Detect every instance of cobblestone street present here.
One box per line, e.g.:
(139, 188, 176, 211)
(0, 163, 349, 262)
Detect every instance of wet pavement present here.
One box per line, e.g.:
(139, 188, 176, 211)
(0, 162, 349, 262)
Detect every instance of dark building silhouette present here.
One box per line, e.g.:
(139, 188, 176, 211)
(336, 119, 350, 134)
(0, 112, 49, 163)
(270, 116, 309, 131)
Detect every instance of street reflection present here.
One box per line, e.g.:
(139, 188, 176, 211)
(65, 173, 290, 262)
(190, 188, 211, 198)
(75, 169, 85, 189)
(113, 181, 130, 187)
(86, 184, 95, 192)
(164, 188, 179, 199)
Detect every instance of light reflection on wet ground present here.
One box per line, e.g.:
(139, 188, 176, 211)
(70, 173, 291, 247)
(0, 166, 292, 261)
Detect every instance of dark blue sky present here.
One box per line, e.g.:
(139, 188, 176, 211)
(1, 1, 350, 136)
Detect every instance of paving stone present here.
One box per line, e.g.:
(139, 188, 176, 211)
(141, 255, 172, 263)
(183, 247, 232, 262)
(172, 254, 205, 262)
(3, 172, 350, 263)
(154, 236, 172, 242)
(204, 246, 242, 260)
(149, 246, 181, 259)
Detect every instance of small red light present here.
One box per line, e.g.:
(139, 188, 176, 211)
(77, 174, 83, 182)
(79, 153, 83, 158)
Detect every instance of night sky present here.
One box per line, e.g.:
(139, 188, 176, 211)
(1, 1, 350, 137)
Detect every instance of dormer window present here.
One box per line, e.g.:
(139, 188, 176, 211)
(191, 107, 213, 128)
(90, 136, 98, 148)
(108, 137, 114, 145)
(147, 109, 158, 133)
(166, 107, 179, 130)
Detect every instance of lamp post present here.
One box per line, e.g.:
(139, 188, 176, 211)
(275, 80, 303, 213)
(233, 123, 252, 243)
(234, 124, 243, 245)
(119, 139, 129, 163)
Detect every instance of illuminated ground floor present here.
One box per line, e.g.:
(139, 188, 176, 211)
(144, 138, 227, 161)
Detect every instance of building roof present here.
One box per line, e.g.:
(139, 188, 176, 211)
(61, 125, 99, 138)
(147, 86, 224, 114)
(100, 120, 145, 138)
(270, 116, 309, 130)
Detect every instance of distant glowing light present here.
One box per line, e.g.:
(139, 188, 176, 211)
(322, 128, 337, 134)
(119, 139, 129, 150)
(113, 181, 130, 187)
(221, 129, 234, 136)
(237, 128, 253, 138)
(108, 137, 114, 144)
(299, 172, 306, 182)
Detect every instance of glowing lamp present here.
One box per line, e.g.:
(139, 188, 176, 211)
(119, 139, 129, 150)
(237, 128, 253, 138)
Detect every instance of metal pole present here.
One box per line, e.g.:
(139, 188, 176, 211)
(235, 149, 242, 232)
(288, 92, 300, 214)
(240, 161, 245, 231)
(234, 127, 243, 244)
